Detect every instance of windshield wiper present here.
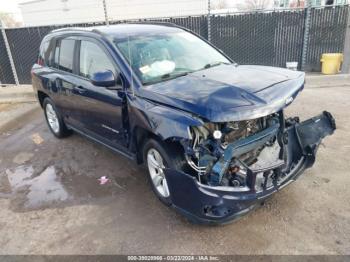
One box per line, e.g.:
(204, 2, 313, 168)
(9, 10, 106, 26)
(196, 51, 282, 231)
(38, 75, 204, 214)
(203, 61, 231, 69)
(143, 71, 190, 85)
(161, 71, 189, 80)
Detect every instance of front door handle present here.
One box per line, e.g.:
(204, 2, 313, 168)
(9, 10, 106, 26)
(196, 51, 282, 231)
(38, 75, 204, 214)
(74, 85, 86, 94)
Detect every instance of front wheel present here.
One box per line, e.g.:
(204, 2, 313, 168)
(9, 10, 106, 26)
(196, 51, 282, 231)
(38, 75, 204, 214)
(143, 139, 186, 206)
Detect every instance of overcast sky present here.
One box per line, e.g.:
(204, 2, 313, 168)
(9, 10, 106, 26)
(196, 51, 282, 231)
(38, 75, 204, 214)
(0, 0, 21, 14)
(0, 0, 227, 15)
(0, 0, 238, 23)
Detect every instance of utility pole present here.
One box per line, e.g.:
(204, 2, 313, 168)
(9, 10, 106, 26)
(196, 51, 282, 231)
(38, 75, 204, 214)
(0, 20, 19, 85)
(102, 0, 109, 25)
(341, 5, 350, 74)
(207, 0, 211, 42)
(301, 0, 312, 71)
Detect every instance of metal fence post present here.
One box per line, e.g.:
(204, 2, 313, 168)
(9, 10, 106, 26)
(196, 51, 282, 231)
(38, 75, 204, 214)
(207, 0, 211, 42)
(341, 5, 350, 74)
(0, 20, 19, 85)
(301, 0, 312, 71)
(102, 0, 109, 25)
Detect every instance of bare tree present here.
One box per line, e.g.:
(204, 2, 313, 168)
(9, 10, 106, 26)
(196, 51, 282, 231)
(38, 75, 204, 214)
(212, 0, 228, 10)
(237, 0, 271, 10)
(0, 12, 22, 28)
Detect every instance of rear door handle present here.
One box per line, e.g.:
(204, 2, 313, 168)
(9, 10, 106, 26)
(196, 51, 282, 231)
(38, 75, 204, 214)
(74, 85, 86, 94)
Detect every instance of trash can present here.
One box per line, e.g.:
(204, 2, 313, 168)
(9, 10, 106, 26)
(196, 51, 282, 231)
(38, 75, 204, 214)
(320, 53, 343, 75)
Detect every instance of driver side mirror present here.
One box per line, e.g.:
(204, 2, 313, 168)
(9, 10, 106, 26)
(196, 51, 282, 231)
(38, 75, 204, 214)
(90, 70, 123, 90)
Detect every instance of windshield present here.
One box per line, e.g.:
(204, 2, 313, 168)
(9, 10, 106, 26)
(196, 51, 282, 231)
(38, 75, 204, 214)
(114, 30, 231, 85)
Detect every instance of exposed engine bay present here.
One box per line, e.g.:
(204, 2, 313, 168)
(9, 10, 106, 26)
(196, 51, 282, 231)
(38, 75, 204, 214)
(180, 111, 335, 191)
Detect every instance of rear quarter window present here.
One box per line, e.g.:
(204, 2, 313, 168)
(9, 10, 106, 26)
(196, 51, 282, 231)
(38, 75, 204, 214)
(38, 40, 52, 66)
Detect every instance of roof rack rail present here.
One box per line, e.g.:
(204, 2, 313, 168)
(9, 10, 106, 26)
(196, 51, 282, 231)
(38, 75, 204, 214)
(49, 22, 188, 37)
(50, 27, 94, 33)
(117, 21, 177, 27)
(114, 21, 189, 32)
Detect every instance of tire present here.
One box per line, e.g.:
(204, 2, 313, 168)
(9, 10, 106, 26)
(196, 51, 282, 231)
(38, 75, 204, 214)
(143, 138, 186, 206)
(43, 97, 71, 138)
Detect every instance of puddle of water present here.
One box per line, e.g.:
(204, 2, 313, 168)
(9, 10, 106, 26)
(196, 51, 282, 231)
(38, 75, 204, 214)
(6, 165, 33, 188)
(26, 166, 69, 207)
(1, 161, 134, 211)
(4, 165, 69, 208)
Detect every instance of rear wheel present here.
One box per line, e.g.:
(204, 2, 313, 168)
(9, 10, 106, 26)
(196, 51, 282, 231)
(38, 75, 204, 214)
(143, 139, 186, 206)
(43, 97, 71, 138)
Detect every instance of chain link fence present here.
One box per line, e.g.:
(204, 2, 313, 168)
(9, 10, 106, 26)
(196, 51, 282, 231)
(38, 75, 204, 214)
(0, 30, 15, 85)
(0, 4, 349, 85)
(305, 6, 349, 71)
(210, 9, 306, 68)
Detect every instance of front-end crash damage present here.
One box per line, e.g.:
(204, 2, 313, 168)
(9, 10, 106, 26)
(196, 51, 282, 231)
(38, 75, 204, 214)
(164, 110, 336, 224)
(134, 66, 335, 223)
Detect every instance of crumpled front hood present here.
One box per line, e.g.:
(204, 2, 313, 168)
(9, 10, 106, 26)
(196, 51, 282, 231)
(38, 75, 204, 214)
(139, 65, 305, 122)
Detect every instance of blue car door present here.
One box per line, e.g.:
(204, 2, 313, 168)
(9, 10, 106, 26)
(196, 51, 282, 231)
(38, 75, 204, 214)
(71, 37, 126, 147)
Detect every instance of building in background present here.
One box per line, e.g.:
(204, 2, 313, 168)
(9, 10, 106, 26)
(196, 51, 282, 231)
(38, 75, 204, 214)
(274, 0, 305, 8)
(19, 0, 207, 26)
(18, 0, 350, 26)
(214, 0, 348, 10)
(274, 0, 348, 8)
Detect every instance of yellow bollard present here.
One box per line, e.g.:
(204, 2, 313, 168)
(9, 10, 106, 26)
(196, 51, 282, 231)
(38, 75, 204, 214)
(320, 53, 343, 75)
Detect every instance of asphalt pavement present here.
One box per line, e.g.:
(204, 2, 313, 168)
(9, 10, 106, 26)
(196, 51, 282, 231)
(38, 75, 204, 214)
(0, 79, 349, 254)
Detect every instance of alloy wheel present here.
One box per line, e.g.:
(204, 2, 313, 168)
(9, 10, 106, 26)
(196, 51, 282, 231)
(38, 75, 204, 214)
(45, 103, 60, 133)
(147, 148, 170, 198)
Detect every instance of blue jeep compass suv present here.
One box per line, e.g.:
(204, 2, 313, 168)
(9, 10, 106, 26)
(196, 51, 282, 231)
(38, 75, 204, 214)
(32, 23, 335, 224)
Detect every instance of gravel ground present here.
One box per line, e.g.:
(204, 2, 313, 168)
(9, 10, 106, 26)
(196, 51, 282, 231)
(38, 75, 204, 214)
(0, 83, 349, 255)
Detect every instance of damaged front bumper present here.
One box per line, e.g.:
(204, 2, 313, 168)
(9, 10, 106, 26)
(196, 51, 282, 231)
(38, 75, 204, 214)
(164, 111, 336, 224)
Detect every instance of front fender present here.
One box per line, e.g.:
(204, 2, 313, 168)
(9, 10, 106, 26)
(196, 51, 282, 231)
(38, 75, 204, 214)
(128, 94, 203, 140)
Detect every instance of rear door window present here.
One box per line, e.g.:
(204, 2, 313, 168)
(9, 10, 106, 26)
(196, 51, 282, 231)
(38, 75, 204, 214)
(54, 42, 59, 68)
(54, 38, 76, 73)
